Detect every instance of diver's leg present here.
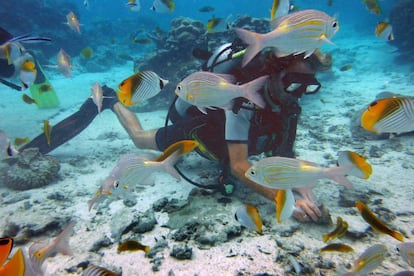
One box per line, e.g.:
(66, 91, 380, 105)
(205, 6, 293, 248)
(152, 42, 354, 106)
(112, 102, 159, 150)
(20, 98, 99, 154)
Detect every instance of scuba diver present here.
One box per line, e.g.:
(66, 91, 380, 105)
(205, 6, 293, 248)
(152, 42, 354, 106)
(16, 40, 332, 222)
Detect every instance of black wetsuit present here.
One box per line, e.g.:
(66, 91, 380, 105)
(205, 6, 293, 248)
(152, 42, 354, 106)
(0, 27, 16, 79)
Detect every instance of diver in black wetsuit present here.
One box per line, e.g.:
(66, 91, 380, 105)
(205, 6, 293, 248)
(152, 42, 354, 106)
(12, 39, 332, 222)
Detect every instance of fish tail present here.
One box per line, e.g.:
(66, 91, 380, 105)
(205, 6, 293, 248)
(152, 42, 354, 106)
(235, 28, 264, 67)
(2, 248, 25, 276)
(145, 151, 181, 180)
(322, 234, 330, 243)
(327, 167, 354, 189)
(241, 75, 268, 108)
(54, 221, 76, 256)
(392, 231, 405, 242)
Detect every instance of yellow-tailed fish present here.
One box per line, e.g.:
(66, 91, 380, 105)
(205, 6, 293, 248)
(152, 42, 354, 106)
(126, 0, 140, 12)
(42, 120, 52, 146)
(22, 93, 37, 105)
(19, 59, 37, 90)
(206, 17, 229, 33)
(343, 244, 387, 276)
(236, 9, 339, 67)
(118, 240, 150, 253)
(270, 0, 290, 21)
(117, 71, 168, 106)
(151, 0, 175, 13)
(14, 137, 30, 146)
(175, 71, 268, 113)
(90, 82, 104, 114)
(245, 150, 372, 190)
(235, 204, 263, 233)
(66, 11, 81, 33)
(0, 238, 25, 276)
(57, 49, 72, 78)
(375, 22, 394, 41)
(274, 189, 295, 223)
(83, 264, 121, 276)
(320, 243, 354, 253)
(396, 242, 414, 268)
(322, 216, 348, 243)
(362, 0, 381, 15)
(28, 221, 75, 275)
(361, 96, 414, 134)
(356, 201, 404, 242)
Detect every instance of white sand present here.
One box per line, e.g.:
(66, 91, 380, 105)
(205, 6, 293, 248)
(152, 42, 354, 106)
(1, 28, 414, 276)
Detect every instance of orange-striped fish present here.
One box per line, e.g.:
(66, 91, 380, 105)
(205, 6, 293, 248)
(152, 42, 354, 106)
(274, 189, 295, 223)
(320, 243, 354, 253)
(66, 11, 81, 33)
(362, 0, 381, 15)
(356, 201, 404, 242)
(57, 49, 72, 78)
(322, 216, 348, 243)
(246, 151, 372, 190)
(117, 71, 168, 106)
(118, 240, 150, 253)
(0, 238, 25, 276)
(375, 22, 394, 41)
(235, 204, 263, 233)
(361, 96, 414, 134)
(344, 244, 387, 276)
(175, 71, 268, 113)
(236, 9, 339, 67)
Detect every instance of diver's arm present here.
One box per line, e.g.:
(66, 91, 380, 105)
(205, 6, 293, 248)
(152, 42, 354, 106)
(227, 142, 278, 200)
(112, 102, 159, 150)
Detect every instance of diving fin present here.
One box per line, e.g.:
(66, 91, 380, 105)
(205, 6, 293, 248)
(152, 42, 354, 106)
(29, 60, 59, 108)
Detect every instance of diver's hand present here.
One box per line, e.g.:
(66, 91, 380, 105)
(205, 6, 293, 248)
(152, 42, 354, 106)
(101, 85, 119, 111)
(292, 188, 321, 222)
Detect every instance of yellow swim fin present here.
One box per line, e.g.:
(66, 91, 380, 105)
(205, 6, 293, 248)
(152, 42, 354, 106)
(30, 61, 59, 108)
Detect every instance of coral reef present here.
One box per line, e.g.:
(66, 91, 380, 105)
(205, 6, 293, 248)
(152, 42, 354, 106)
(0, 148, 60, 190)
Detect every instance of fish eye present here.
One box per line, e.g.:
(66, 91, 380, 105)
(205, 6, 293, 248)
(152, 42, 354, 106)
(250, 169, 256, 176)
(369, 101, 378, 108)
(177, 85, 181, 91)
(332, 21, 338, 29)
(113, 180, 119, 188)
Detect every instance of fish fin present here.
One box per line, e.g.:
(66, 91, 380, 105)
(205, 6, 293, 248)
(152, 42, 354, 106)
(0, 238, 13, 265)
(2, 248, 25, 276)
(328, 171, 354, 189)
(304, 50, 315, 58)
(197, 106, 209, 114)
(213, 73, 237, 83)
(241, 75, 268, 108)
(87, 190, 101, 211)
(54, 221, 76, 256)
(235, 28, 264, 67)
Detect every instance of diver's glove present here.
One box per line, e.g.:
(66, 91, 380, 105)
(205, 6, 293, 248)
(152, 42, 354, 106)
(101, 85, 119, 111)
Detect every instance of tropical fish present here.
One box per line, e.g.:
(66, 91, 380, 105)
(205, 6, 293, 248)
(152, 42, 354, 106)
(117, 240, 150, 253)
(360, 96, 414, 134)
(362, 0, 381, 15)
(27, 221, 75, 275)
(245, 151, 372, 190)
(39, 84, 53, 94)
(83, 264, 121, 276)
(57, 49, 72, 77)
(206, 17, 229, 33)
(322, 216, 348, 243)
(175, 71, 268, 113)
(343, 244, 388, 276)
(0, 238, 25, 276)
(236, 9, 339, 67)
(14, 137, 30, 146)
(320, 243, 354, 253)
(91, 82, 104, 114)
(340, 64, 352, 71)
(0, 130, 18, 158)
(22, 93, 37, 105)
(88, 140, 198, 210)
(66, 11, 81, 33)
(274, 189, 295, 223)
(270, 0, 290, 21)
(198, 6, 215, 13)
(83, 0, 89, 9)
(356, 201, 404, 242)
(131, 38, 152, 44)
(397, 242, 414, 268)
(42, 120, 52, 146)
(117, 71, 168, 106)
(151, 0, 175, 13)
(80, 47, 93, 59)
(126, 0, 140, 12)
(375, 22, 394, 41)
(235, 204, 263, 233)
(19, 59, 37, 90)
